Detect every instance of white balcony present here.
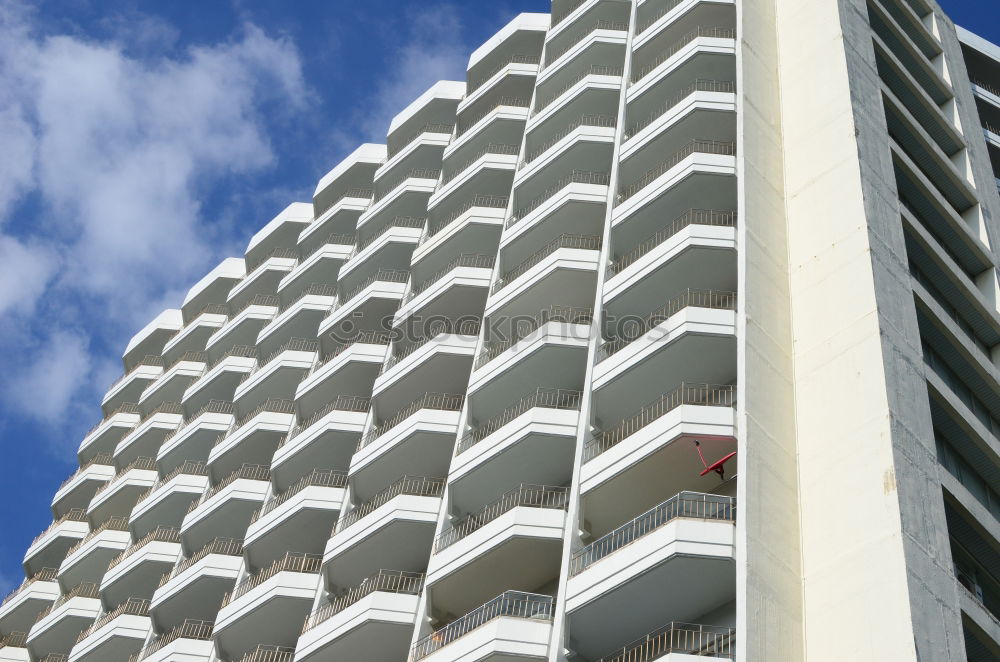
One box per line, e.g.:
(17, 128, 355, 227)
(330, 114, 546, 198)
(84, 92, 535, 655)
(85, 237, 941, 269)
(207, 402, 293, 482)
(393, 257, 494, 329)
(52, 460, 116, 519)
(279, 239, 353, 304)
(232, 341, 318, 414)
(68, 598, 150, 662)
(295, 570, 422, 662)
(458, 59, 539, 124)
(323, 477, 444, 591)
(129, 464, 209, 538)
(516, 123, 616, 203)
(86, 458, 157, 528)
(256, 287, 336, 358)
(537, 22, 628, 97)
(379, 126, 453, 190)
(427, 486, 567, 618)
(150, 539, 243, 630)
(450, 389, 580, 514)
(160, 309, 228, 367)
(114, 406, 184, 468)
(429, 147, 518, 215)
(180, 465, 270, 554)
(451, 104, 530, 160)
(242, 203, 311, 277)
(181, 351, 255, 414)
(78, 407, 141, 466)
(583, 622, 735, 662)
(337, 223, 423, 296)
(25, 584, 101, 661)
(0, 572, 60, 636)
(214, 553, 321, 661)
(351, 400, 462, 502)
(156, 405, 235, 476)
(531, 67, 623, 132)
(129, 620, 215, 662)
(0, 632, 30, 661)
(180, 258, 244, 324)
(244, 470, 347, 570)
(316, 273, 407, 342)
(227, 250, 299, 313)
(627, 29, 737, 105)
(356, 171, 438, 238)
(565, 493, 735, 660)
(121, 309, 183, 376)
(295, 339, 386, 417)
(271, 400, 369, 492)
(314, 142, 381, 221)
(411, 592, 554, 662)
(102, 361, 163, 418)
(100, 528, 182, 609)
(633, 0, 736, 62)
(23, 514, 89, 578)
(412, 200, 506, 277)
(57, 518, 131, 593)
(205, 296, 279, 361)
(372, 335, 477, 421)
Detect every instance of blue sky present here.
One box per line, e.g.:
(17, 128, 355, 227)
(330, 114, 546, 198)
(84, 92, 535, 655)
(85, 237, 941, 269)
(0, 0, 996, 594)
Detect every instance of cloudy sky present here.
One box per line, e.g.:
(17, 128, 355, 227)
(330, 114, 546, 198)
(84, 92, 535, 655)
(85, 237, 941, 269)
(0, 0, 997, 595)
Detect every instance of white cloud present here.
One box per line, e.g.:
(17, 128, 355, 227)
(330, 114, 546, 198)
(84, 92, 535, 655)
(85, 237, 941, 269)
(5, 329, 91, 426)
(0, 236, 56, 315)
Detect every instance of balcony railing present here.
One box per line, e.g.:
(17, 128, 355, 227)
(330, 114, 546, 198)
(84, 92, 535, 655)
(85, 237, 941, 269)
(631, 27, 737, 84)
(434, 484, 569, 552)
(106, 356, 163, 393)
(221, 552, 322, 608)
(312, 332, 391, 376)
(545, 20, 630, 66)
(131, 619, 213, 662)
(28, 509, 88, 550)
(340, 268, 410, 304)
(457, 97, 531, 136)
(598, 289, 737, 359)
(106, 526, 180, 571)
(63, 515, 129, 560)
(442, 143, 520, 185)
(411, 591, 555, 660)
(41, 655, 69, 662)
(252, 469, 348, 523)
(301, 233, 356, 262)
(282, 395, 373, 446)
(476, 305, 592, 370)
(85, 402, 141, 439)
(551, 0, 587, 27)
(468, 54, 541, 94)
(187, 463, 271, 514)
(315, 187, 374, 219)
(971, 77, 1000, 99)
(1, 568, 57, 607)
(34, 582, 100, 623)
(230, 293, 280, 318)
(507, 172, 610, 228)
(302, 570, 424, 632)
(584, 383, 735, 461)
(594, 622, 736, 661)
(623, 79, 736, 141)
(456, 387, 583, 455)
(374, 169, 441, 203)
(383, 321, 481, 373)
(278, 283, 338, 313)
(207, 345, 258, 372)
(234, 398, 296, 430)
(617, 139, 736, 203)
(91, 456, 157, 501)
(426, 194, 509, 239)
(405, 254, 496, 303)
(360, 394, 465, 450)
(337, 476, 445, 531)
(245, 247, 299, 274)
(236, 645, 296, 662)
(139, 401, 185, 423)
(388, 123, 455, 158)
(350, 216, 426, 259)
(75, 597, 150, 644)
(243, 339, 319, 382)
(0, 631, 27, 648)
(56, 453, 114, 493)
(609, 208, 736, 275)
(533, 65, 624, 114)
(136, 461, 208, 503)
(570, 491, 735, 575)
(492, 233, 602, 294)
(159, 537, 243, 587)
(524, 114, 617, 164)
(164, 350, 209, 371)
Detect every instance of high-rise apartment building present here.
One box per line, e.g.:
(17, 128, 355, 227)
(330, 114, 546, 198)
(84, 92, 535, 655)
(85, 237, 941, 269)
(2, 0, 1000, 660)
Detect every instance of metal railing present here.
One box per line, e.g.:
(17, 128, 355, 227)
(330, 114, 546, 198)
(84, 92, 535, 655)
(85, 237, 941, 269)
(132, 619, 213, 661)
(0, 631, 27, 648)
(207, 345, 258, 372)
(161, 538, 243, 587)
(245, 247, 299, 274)
(278, 283, 338, 313)
(623, 79, 735, 140)
(617, 140, 735, 203)
(382, 321, 480, 372)
(388, 123, 455, 158)
(34, 582, 100, 623)
(551, 0, 587, 26)
(106, 356, 163, 392)
(426, 194, 509, 239)
(253, 469, 347, 522)
(56, 453, 114, 493)
(308, 333, 390, 379)
(636, 0, 704, 33)
(28, 509, 88, 549)
(188, 463, 271, 514)
(337, 476, 445, 531)
(507, 172, 610, 227)
(76, 597, 149, 644)
(456, 388, 582, 455)
(91, 457, 157, 501)
(524, 114, 617, 164)
(63, 516, 129, 560)
(631, 27, 737, 84)
(435, 484, 568, 552)
(405, 254, 495, 303)
(442, 143, 520, 185)
(136, 461, 208, 503)
(230, 293, 280, 318)
(84, 402, 141, 439)
(221, 552, 322, 607)
(468, 54, 541, 94)
(360, 394, 465, 449)
(41, 655, 68, 662)
(598, 289, 737, 359)
(244, 338, 319, 381)
(570, 492, 736, 575)
(350, 216, 426, 258)
(282, 395, 372, 446)
(2, 568, 57, 607)
(234, 398, 295, 430)
(300, 232, 356, 262)
(315, 187, 374, 219)
(476, 305, 592, 369)
(546, 20, 630, 65)
(533, 65, 623, 114)
(140, 400, 185, 422)
(106, 526, 180, 571)
(583, 383, 735, 461)
(971, 77, 1000, 99)
(492, 233, 602, 294)
(340, 268, 410, 304)
(303, 570, 424, 632)
(411, 591, 555, 660)
(236, 645, 296, 662)
(594, 622, 736, 661)
(457, 97, 531, 136)
(610, 209, 736, 275)
(374, 168, 441, 202)
(165, 350, 208, 371)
